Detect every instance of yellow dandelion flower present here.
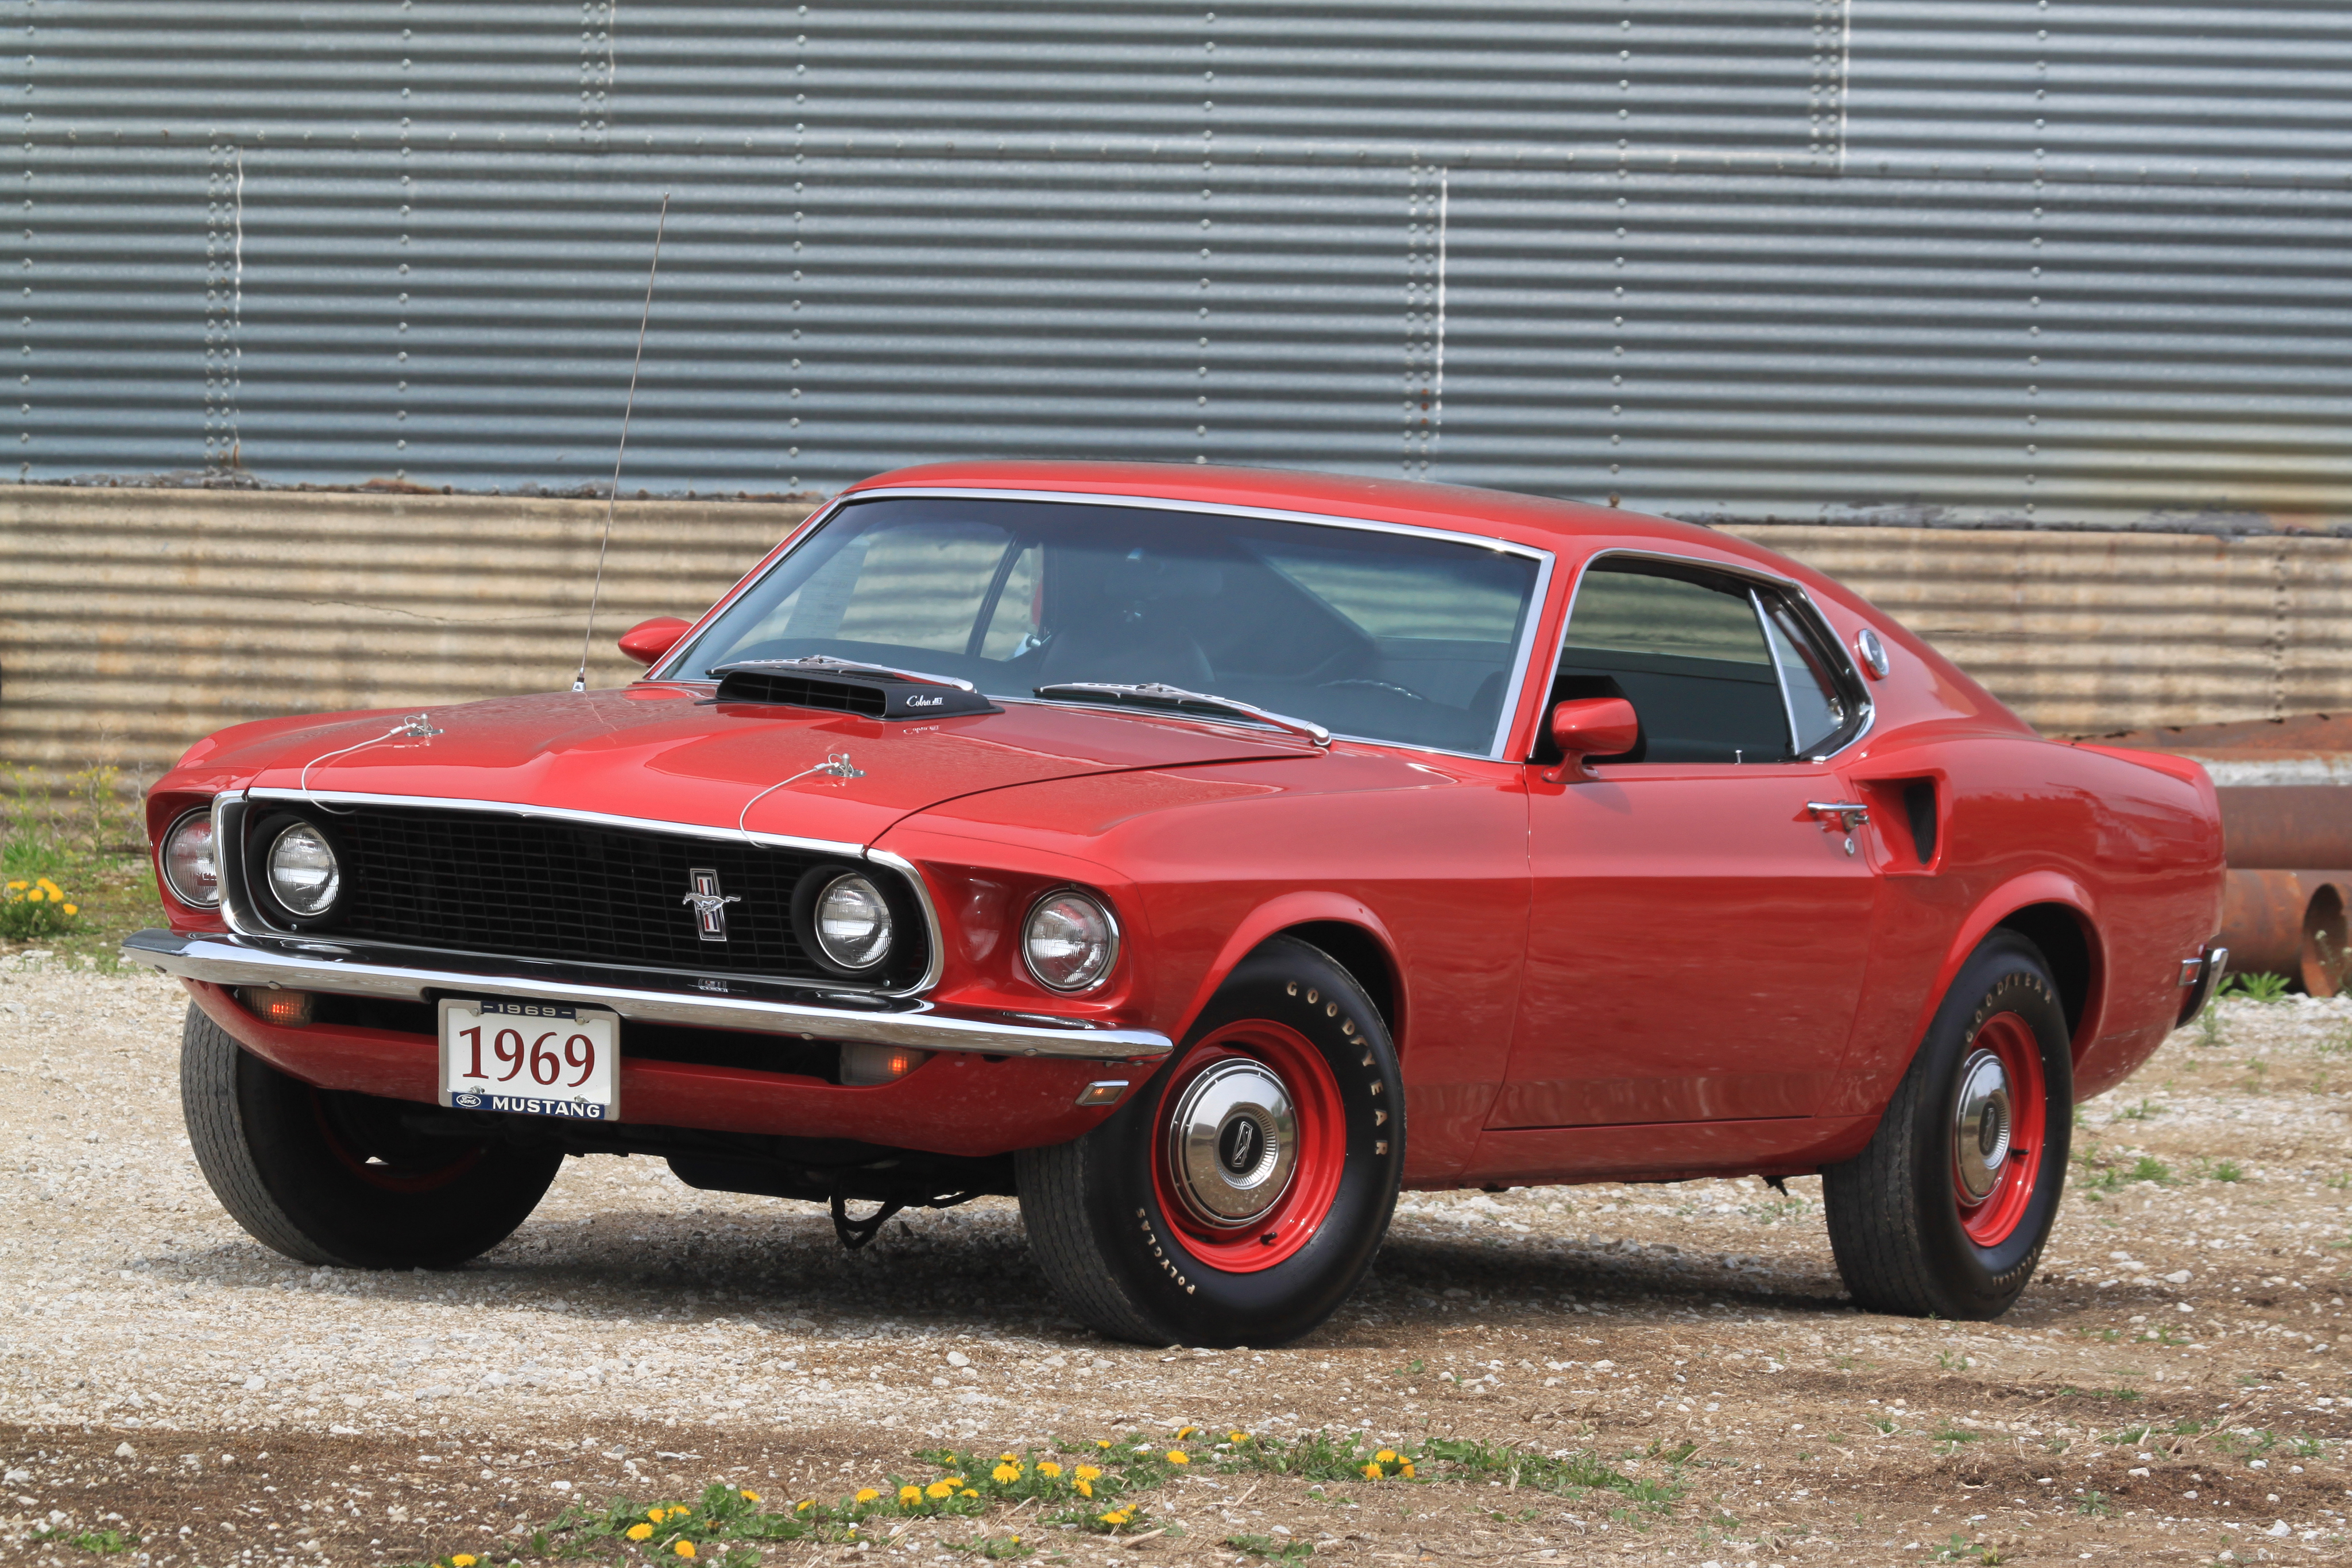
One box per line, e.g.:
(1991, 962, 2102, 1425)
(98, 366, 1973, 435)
(1037, 1462, 1062, 1478)
(991, 1464, 1020, 1484)
(740, 1490, 760, 1504)
(1174, 1426, 1198, 1439)
(22, 888, 41, 902)
(452, 1558, 477, 1567)
(59, 904, 75, 916)
(959, 1489, 978, 1500)
(6, 880, 25, 891)
(1074, 1480, 1093, 1499)
(1165, 1450, 1189, 1465)
(1227, 1431, 1249, 1443)
(941, 1477, 965, 1488)
(1000, 1452, 1020, 1463)
(648, 1509, 667, 1524)
(626, 1523, 654, 1542)
(796, 1500, 815, 1513)
(1361, 1462, 1382, 1480)
(670, 1507, 693, 1520)
(924, 1481, 956, 1500)
(1375, 1450, 1396, 1464)
(1074, 1466, 1102, 1483)
(1399, 1461, 1416, 1478)
(674, 1543, 697, 1561)
(855, 1488, 881, 1504)
(899, 1485, 922, 1505)
(38, 878, 61, 896)
(1096, 1440, 1112, 1450)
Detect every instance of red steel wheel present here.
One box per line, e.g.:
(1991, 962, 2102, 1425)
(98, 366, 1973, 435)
(1016, 935, 1403, 1345)
(308, 1087, 490, 1196)
(1951, 1012, 2047, 1248)
(1148, 1019, 1347, 1274)
(180, 1002, 562, 1269)
(1824, 930, 2073, 1320)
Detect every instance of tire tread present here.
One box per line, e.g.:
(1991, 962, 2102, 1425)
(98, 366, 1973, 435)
(179, 1004, 344, 1267)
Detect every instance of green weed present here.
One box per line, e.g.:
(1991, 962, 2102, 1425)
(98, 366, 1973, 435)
(1225, 1535, 1313, 1562)
(2226, 972, 2291, 1003)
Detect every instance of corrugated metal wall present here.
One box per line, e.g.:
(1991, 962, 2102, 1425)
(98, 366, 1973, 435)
(6, 485, 2349, 791)
(18, 2, 2352, 529)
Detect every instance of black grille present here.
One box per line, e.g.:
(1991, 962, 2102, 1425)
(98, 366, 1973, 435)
(281, 804, 920, 984)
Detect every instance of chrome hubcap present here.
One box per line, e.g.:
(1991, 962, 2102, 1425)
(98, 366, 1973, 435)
(1952, 1048, 2014, 1203)
(1167, 1059, 1298, 1229)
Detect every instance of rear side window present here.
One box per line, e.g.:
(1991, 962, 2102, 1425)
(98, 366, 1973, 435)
(1547, 559, 1860, 764)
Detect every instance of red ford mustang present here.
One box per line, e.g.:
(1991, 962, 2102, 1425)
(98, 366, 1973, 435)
(129, 462, 2226, 1344)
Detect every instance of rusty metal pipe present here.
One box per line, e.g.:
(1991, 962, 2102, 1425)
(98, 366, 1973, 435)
(2218, 869, 2350, 996)
(2216, 787, 2352, 869)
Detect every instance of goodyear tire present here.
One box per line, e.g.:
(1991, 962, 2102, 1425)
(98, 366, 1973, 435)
(1823, 931, 2073, 1319)
(180, 1002, 563, 1269)
(1016, 936, 1403, 1346)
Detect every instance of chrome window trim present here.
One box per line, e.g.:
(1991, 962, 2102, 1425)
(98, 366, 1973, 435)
(655, 484, 1557, 764)
(1545, 547, 1876, 765)
(226, 787, 946, 998)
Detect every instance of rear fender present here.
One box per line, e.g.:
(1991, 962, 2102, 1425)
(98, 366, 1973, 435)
(1913, 871, 2106, 1069)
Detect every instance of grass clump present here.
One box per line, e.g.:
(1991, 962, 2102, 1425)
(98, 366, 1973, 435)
(1225, 1534, 1314, 1561)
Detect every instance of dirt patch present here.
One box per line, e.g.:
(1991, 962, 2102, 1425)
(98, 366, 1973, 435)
(2, 961, 2347, 1565)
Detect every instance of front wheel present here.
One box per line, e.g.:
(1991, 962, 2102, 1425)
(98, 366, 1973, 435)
(1016, 936, 1402, 1346)
(1823, 931, 2074, 1319)
(180, 1002, 563, 1269)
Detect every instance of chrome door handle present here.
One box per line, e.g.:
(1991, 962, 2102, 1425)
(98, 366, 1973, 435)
(1806, 800, 1870, 830)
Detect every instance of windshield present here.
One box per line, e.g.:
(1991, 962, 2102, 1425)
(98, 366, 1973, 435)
(670, 495, 1545, 754)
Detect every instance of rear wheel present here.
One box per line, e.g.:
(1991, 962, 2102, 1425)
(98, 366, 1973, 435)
(180, 1002, 562, 1269)
(1016, 936, 1402, 1346)
(1823, 932, 2072, 1319)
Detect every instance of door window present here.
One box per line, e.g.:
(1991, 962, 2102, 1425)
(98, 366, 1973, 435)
(1546, 559, 1859, 764)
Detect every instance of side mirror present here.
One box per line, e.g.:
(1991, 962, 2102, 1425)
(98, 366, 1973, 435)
(617, 615, 692, 669)
(1545, 696, 1639, 783)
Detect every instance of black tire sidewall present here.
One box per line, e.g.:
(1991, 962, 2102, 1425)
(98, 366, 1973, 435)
(1077, 938, 1402, 1346)
(1905, 934, 2075, 1313)
(232, 1036, 563, 1269)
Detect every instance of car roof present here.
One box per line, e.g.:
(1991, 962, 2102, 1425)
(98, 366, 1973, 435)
(842, 459, 1737, 562)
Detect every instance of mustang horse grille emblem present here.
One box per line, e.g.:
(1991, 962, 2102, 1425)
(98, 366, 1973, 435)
(682, 868, 742, 942)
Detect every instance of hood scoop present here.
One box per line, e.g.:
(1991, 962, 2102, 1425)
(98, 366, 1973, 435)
(710, 657, 1004, 721)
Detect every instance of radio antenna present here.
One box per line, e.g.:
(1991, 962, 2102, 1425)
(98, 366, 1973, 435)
(573, 191, 671, 694)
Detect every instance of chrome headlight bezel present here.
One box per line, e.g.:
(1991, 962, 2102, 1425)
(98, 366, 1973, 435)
(241, 810, 346, 930)
(794, 867, 897, 974)
(159, 806, 221, 909)
(1022, 887, 1120, 993)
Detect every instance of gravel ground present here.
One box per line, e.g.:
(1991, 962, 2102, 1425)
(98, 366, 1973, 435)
(2, 955, 2347, 1567)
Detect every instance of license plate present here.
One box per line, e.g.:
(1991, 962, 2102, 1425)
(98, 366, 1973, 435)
(438, 998, 620, 1121)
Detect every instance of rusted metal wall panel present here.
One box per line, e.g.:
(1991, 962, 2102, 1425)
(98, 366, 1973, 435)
(15, 2, 2352, 529)
(0, 487, 811, 788)
(1719, 521, 2352, 735)
(7, 490, 2351, 791)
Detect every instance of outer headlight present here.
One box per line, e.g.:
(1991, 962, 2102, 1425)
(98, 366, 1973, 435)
(812, 872, 893, 970)
(161, 809, 220, 908)
(266, 822, 341, 917)
(1023, 889, 1118, 992)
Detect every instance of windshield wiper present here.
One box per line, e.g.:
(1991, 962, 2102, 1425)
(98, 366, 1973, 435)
(718, 655, 977, 692)
(1032, 681, 1331, 748)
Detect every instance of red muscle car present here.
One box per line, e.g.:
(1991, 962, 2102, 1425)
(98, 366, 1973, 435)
(129, 462, 2226, 1345)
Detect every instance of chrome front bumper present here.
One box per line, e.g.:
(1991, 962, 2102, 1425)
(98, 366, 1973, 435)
(122, 929, 1174, 1062)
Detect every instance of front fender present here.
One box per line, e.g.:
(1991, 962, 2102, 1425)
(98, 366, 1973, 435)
(1170, 891, 1404, 1048)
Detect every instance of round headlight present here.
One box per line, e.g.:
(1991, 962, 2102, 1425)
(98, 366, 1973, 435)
(266, 822, 341, 917)
(161, 810, 220, 908)
(1024, 889, 1117, 992)
(813, 872, 893, 970)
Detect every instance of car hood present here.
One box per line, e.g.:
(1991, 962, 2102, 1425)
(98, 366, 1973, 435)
(216, 685, 1313, 848)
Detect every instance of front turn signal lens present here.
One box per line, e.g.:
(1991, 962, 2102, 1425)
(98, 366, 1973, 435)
(840, 1042, 927, 1086)
(161, 809, 220, 908)
(239, 988, 315, 1027)
(1023, 889, 1119, 992)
